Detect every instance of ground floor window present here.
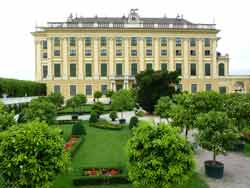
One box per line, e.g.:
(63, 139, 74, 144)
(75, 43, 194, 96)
(54, 85, 60, 93)
(205, 84, 212, 91)
(219, 86, 227, 94)
(70, 85, 76, 96)
(116, 84, 123, 91)
(101, 85, 107, 95)
(191, 84, 197, 93)
(85, 85, 92, 96)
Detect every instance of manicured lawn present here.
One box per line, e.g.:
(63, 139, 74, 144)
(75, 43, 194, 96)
(52, 124, 73, 142)
(53, 122, 209, 188)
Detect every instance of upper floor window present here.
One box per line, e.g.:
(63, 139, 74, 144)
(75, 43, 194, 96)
(218, 63, 225, 76)
(131, 63, 138, 76)
(176, 50, 182, 56)
(205, 50, 211, 56)
(69, 49, 76, 56)
(205, 63, 211, 76)
(145, 37, 152, 46)
(54, 50, 60, 57)
(85, 37, 91, 46)
(131, 37, 137, 46)
(116, 37, 123, 46)
(131, 49, 137, 56)
(190, 38, 196, 47)
(42, 40, 47, 49)
(54, 37, 60, 47)
(42, 52, 48, 59)
(190, 50, 196, 56)
(85, 49, 92, 56)
(204, 38, 211, 47)
(100, 37, 107, 46)
(42, 65, 48, 78)
(116, 63, 123, 76)
(85, 63, 92, 77)
(101, 63, 107, 77)
(101, 49, 107, 56)
(176, 38, 182, 47)
(116, 49, 122, 56)
(70, 64, 77, 77)
(69, 37, 76, 46)
(146, 49, 152, 57)
(161, 49, 167, 56)
(54, 64, 61, 77)
(146, 63, 153, 70)
(160, 37, 167, 46)
(190, 63, 197, 76)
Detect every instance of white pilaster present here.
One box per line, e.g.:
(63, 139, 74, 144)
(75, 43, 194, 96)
(62, 37, 68, 80)
(169, 38, 174, 71)
(139, 37, 144, 71)
(154, 37, 160, 70)
(78, 38, 83, 79)
(93, 37, 99, 79)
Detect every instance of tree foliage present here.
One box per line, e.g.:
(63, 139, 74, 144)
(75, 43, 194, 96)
(0, 121, 69, 188)
(94, 91, 102, 101)
(154, 96, 173, 120)
(48, 92, 64, 109)
(128, 121, 195, 188)
(23, 97, 56, 124)
(0, 102, 16, 131)
(135, 69, 180, 113)
(66, 94, 87, 113)
(72, 121, 86, 136)
(111, 90, 135, 118)
(195, 111, 239, 161)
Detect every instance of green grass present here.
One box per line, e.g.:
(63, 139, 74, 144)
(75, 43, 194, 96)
(59, 104, 112, 114)
(244, 143, 250, 156)
(52, 124, 73, 142)
(53, 122, 209, 188)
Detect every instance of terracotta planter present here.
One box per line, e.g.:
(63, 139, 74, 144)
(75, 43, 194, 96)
(205, 160, 224, 179)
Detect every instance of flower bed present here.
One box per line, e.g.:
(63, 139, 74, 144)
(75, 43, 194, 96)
(64, 136, 84, 158)
(83, 168, 120, 176)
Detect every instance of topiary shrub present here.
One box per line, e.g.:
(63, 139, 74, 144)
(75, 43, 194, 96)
(129, 116, 138, 129)
(109, 111, 118, 121)
(89, 111, 98, 123)
(72, 121, 86, 136)
(92, 102, 104, 118)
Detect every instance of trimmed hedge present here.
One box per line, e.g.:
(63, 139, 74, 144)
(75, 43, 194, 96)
(73, 175, 129, 186)
(69, 136, 85, 158)
(54, 120, 80, 125)
(90, 119, 122, 130)
(0, 78, 46, 97)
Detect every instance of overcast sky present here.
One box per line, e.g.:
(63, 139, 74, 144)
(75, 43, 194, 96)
(0, 0, 249, 81)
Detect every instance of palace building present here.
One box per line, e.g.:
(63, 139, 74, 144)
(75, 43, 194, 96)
(32, 9, 250, 98)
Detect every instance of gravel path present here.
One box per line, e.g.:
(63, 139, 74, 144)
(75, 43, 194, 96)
(196, 150, 250, 188)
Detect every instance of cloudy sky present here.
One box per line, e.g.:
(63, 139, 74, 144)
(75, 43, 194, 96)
(0, 0, 249, 80)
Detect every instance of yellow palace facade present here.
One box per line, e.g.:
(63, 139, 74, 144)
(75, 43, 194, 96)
(32, 9, 250, 98)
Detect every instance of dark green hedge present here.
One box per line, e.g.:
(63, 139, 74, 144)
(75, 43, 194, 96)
(89, 119, 122, 130)
(73, 175, 129, 186)
(0, 78, 46, 97)
(69, 136, 85, 158)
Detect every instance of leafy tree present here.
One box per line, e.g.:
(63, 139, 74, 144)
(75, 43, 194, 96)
(111, 89, 135, 119)
(135, 69, 180, 113)
(195, 111, 239, 161)
(154, 96, 173, 121)
(169, 93, 195, 138)
(129, 116, 139, 129)
(0, 102, 16, 131)
(23, 97, 56, 124)
(48, 92, 64, 109)
(94, 91, 102, 102)
(109, 111, 118, 121)
(72, 121, 86, 136)
(106, 90, 114, 98)
(0, 121, 69, 188)
(66, 94, 87, 113)
(128, 121, 195, 188)
(224, 93, 250, 131)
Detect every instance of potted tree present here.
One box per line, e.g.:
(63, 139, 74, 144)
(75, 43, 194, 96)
(196, 111, 239, 179)
(66, 94, 87, 120)
(94, 91, 102, 102)
(109, 111, 118, 122)
(106, 90, 114, 104)
(111, 90, 135, 124)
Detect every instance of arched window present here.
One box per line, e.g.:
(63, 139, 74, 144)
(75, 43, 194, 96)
(218, 63, 225, 76)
